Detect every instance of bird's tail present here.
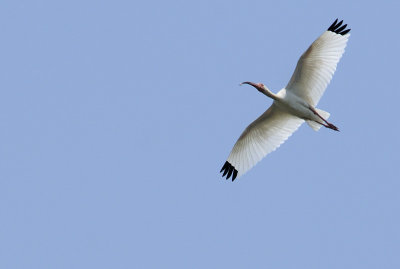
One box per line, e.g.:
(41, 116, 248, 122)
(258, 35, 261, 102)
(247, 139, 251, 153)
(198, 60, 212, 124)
(306, 108, 330, 131)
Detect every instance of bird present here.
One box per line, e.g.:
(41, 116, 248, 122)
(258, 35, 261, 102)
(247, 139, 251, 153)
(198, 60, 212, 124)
(220, 19, 351, 181)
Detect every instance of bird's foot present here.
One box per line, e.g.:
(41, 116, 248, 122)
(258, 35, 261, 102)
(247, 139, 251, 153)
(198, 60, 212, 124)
(327, 123, 339, 132)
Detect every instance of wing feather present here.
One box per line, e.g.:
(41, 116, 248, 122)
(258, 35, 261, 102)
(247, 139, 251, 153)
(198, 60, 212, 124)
(220, 104, 304, 181)
(285, 20, 350, 106)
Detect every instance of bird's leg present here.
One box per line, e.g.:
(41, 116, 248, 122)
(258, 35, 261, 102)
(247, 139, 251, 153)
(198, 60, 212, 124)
(310, 107, 329, 124)
(309, 106, 339, 132)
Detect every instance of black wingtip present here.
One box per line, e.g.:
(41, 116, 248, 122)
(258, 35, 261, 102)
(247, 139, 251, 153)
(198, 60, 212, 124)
(232, 170, 238, 181)
(220, 161, 239, 181)
(327, 18, 338, 31)
(341, 29, 351, 35)
(327, 19, 351, 35)
(220, 161, 228, 173)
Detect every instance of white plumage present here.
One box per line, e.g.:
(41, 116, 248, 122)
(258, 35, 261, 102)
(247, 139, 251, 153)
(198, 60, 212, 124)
(220, 19, 350, 181)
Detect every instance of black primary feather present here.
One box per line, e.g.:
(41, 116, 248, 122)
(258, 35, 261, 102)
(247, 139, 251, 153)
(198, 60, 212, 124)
(220, 161, 238, 181)
(327, 19, 351, 35)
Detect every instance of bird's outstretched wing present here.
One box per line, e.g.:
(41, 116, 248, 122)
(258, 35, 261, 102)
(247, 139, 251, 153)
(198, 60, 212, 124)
(220, 104, 304, 181)
(285, 19, 350, 106)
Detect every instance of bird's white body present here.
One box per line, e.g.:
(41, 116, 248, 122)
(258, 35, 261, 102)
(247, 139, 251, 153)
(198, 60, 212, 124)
(275, 89, 315, 121)
(220, 19, 351, 181)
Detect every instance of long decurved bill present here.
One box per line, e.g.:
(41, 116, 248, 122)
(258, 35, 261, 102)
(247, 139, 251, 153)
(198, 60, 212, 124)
(240, 81, 264, 89)
(240, 81, 257, 87)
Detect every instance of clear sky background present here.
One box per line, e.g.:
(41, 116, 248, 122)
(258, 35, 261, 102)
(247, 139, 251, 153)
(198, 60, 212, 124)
(1, 0, 399, 268)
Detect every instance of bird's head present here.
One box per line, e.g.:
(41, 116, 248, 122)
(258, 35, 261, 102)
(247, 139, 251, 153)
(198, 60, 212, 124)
(240, 81, 277, 100)
(240, 81, 266, 92)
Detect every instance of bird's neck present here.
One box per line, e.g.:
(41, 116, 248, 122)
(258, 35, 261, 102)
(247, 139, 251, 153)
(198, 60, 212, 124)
(260, 85, 278, 100)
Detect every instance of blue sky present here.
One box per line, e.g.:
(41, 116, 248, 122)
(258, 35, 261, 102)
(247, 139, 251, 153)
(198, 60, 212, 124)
(1, 0, 399, 268)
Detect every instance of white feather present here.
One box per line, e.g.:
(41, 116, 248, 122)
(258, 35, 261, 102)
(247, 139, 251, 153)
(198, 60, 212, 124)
(286, 31, 350, 106)
(227, 104, 304, 178)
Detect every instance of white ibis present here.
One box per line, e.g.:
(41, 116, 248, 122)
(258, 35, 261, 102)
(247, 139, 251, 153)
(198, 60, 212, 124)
(220, 19, 350, 181)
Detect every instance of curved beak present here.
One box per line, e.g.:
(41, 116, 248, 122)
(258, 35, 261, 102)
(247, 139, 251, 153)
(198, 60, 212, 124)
(240, 81, 262, 90)
(240, 81, 275, 99)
